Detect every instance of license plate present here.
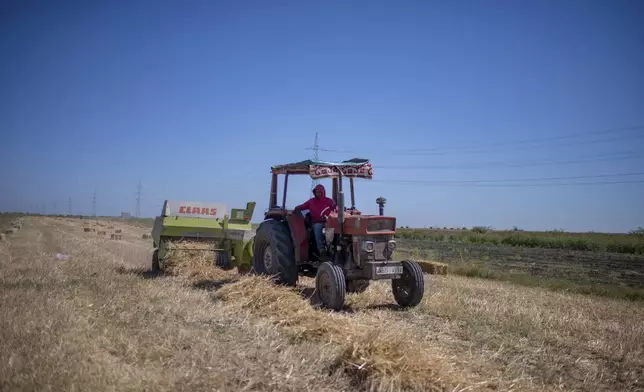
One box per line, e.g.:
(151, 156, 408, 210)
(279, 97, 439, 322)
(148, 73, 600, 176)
(376, 265, 403, 275)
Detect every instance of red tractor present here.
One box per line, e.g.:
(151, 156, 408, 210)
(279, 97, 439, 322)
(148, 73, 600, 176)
(252, 158, 424, 310)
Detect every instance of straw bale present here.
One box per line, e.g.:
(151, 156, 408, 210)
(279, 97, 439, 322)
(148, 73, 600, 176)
(418, 260, 448, 275)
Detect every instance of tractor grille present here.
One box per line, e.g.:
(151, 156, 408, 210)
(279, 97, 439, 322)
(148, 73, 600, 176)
(354, 236, 394, 264)
(366, 219, 395, 232)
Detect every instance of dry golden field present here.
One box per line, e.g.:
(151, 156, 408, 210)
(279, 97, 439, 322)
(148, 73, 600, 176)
(1, 217, 642, 391)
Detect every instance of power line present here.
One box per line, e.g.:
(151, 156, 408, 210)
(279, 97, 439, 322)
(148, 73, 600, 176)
(369, 179, 644, 188)
(303, 124, 644, 157)
(376, 152, 644, 170)
(68, 197, 72, 215)
(389, 124, 644, 154)
(389, 132, 644, 156)
(371, 171, 644, 185)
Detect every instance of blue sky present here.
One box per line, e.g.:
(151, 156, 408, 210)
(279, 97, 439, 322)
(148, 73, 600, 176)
(1, 0, 643, 232)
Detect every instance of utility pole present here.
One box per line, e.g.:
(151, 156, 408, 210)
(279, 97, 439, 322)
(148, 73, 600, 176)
(68, 197, 72, 216)
(135, 180, 141, 218)
(307, 133, 321, 192)
(92, 189, 96, 217)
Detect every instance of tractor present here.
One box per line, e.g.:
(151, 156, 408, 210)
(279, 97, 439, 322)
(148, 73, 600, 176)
(252, 158, 424, 310)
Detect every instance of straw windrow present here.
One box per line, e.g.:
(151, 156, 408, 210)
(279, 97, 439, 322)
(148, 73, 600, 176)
(161, 244, 460, 391)
(213, 276, 459, 391)
(162, 242, 238, 282)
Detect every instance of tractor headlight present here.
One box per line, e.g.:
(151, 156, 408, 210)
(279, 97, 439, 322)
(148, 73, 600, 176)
(387, 240, 396, 251)
(361, 241, 375, 253)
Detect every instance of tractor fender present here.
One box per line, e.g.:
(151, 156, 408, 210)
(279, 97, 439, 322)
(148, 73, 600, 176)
(285, 213, 308, 263)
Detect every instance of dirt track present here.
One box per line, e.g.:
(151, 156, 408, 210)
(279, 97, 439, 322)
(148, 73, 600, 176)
(1, 217, 642, 391)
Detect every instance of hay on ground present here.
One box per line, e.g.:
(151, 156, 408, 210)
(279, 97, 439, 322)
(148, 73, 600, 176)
(162, 242, 234, 281)
(151, 240, 458, 391)
(214, 277, 457, 391)
(418, 260, 448, 275)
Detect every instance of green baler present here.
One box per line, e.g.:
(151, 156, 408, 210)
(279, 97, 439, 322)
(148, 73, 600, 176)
(150, 199, 256, 272)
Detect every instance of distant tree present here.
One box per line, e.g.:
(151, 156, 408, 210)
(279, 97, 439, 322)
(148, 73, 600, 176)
(629, 227, 644, 236)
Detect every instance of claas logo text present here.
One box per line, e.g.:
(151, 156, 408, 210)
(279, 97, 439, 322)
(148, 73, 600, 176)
(178, 206, 218, 216)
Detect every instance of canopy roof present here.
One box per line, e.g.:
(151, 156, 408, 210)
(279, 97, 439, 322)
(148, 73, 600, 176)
(271, 158, 373, 179)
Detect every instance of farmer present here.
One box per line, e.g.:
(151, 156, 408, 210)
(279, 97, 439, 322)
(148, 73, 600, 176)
(294, 184, 336, 256)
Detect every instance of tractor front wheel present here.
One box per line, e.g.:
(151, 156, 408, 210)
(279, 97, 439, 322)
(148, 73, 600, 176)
(391, 260, 424, 307)
(315, 262, 346, 311)
(252, 220, 298, 286)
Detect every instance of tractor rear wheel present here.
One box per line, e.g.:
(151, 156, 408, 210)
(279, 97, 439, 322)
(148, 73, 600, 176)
(252, 220, 298, 286)
(391, 260, 424, 307)
(315, 262, 346, 311)
(346, 279, 370, 294)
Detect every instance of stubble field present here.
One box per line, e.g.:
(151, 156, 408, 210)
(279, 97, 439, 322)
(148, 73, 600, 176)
(1, 216, 642, 391)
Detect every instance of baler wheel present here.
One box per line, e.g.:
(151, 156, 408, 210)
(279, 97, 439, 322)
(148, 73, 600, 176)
(214, 251, 233, 270)
(151, 249, 160, 272)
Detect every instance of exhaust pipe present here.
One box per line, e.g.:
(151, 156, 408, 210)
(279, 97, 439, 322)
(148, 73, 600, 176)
(376, 197, 387, 216)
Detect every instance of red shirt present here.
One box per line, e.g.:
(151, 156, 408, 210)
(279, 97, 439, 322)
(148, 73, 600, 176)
(296, 185, 336, 223)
